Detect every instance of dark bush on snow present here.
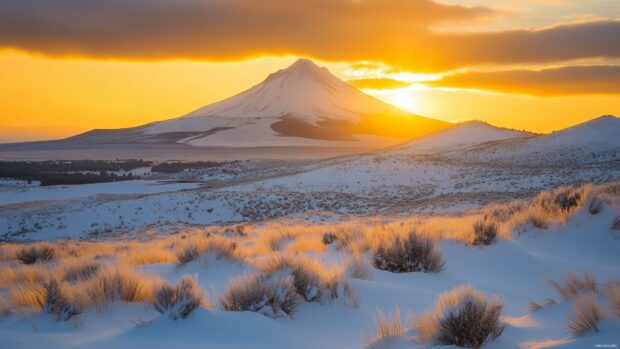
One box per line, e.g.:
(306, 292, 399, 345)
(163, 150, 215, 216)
(44, 280, 80, 321)
(153, 275, 203, 320)
(17, 244, 55, 264)
(472, 219, 498, 246)
(414, 285, 506, 349)
(373, 232, 444, 273)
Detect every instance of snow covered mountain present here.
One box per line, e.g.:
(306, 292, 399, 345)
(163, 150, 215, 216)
(11, 59, 447, 153)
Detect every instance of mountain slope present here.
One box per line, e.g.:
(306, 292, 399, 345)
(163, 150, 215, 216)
(142, 58, 448, 147)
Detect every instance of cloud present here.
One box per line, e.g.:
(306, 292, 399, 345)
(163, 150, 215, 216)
(0, 0, 619, 72)
(348, 78, 411, 90)
(428, 65, 620, 95)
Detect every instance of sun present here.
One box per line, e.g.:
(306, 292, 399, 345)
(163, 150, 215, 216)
(388, 88, 417, 112)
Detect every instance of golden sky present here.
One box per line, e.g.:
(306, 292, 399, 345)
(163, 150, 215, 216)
(0, 0, 619, 142)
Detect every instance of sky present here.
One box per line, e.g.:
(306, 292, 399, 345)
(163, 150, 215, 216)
(0, 0, 619, 142)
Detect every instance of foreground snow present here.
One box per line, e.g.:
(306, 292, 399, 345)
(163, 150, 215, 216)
(0, 204, 618, 348)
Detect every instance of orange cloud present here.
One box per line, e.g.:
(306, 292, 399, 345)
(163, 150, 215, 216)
(348, 78, 411, 90)
(429, 65, 620, 96)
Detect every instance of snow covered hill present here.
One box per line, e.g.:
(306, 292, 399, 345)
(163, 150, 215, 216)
(386, 120, 533, 155)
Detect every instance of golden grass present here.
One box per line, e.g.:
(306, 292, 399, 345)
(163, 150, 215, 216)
(546, 270, 598, 301)
(373, 307, 406, 341)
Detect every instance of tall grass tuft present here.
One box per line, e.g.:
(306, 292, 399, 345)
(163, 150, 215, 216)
(567, 293, 605, 336)
(546, 270, 598, 301)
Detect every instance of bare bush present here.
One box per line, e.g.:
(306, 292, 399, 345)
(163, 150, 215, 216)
(322, 232, 337, 245)
(567, 293, 605, 336)
(153, 275, 204, 320)
(219, 272, 300, 318)
(413, 285, 505, 349)
(16, 244, 55, 264)
(372, 232, 444, 273)
(587, 197, 603, 215)
(546, 270, 598, 300)
(472, 219, 498, 246)
(44, 280, 81, 321)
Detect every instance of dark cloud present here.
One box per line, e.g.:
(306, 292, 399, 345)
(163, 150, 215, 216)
(0, 0, 493, 61)
(0, 0, 619, 72)
(348, 78, 411, 90)
(429, 65, 620, 95)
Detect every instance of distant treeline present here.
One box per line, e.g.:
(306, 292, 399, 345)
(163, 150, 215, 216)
(151, 161, 235, 173)
(0, 160, 152, 186)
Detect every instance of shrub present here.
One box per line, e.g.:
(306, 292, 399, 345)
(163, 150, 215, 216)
(472, 219, 498, 246)
(372, 232, 444, 273)
(587, 197, 603, 215)
(567, 293, 605, 336)
(153, 275, 204, 320)
(347, 256, 372, 280)
(219, 272, 300, 318)
(546, 271, 597, 300)
(43, 280, 81, 321)
(16, 244, 55, 264)
(290, 258, 353, 304)
(413, 285, 505, 349)
(322, 233, 337, 245)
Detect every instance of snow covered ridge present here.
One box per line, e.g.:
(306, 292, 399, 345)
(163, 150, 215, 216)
(0, 181, 619, 348)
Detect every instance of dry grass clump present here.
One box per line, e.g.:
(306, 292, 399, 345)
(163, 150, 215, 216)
(16, 243, 55, 264)
(346, 254, 372, 280)
(9, 282, 46, 309)
(86, 266, 155, 304)
(472, 218, 499, 246)
(606, 282, 620, 318)
(413, 285, 505, 349)
(567, 293, 605, 336)
(372, 231, 444, 273)
(219, 272, 301, 318)
(587, 196, 603, 215)
(126, 247, 175, 266)
(289, 257, 354, 304)
(371, 307, 406, 344)
(176, 235, 238, 265)
(43, 280, 83, 321)
(0, 294, 12, 316)
(153, 275, 205, 320)
(61, 259, 101, 282)
(285, 235, 327, 253)
(546, 270, 598, 301)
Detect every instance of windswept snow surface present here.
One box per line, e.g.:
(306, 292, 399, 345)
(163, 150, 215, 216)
(1, 117, 618, 241)
(0, 205, 619, 348)
(0, 181, 200, 205)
